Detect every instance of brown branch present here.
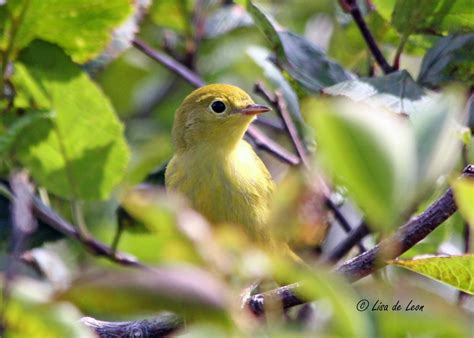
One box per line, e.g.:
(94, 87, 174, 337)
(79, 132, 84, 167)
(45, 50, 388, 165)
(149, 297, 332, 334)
(132, 38, 205, 88)
(31, 196, 143, 268)
(246, 125, 300, 165)
(81, 314, 184, 338)
(246, 164, 474, 315)
(339, 0, 394, 74)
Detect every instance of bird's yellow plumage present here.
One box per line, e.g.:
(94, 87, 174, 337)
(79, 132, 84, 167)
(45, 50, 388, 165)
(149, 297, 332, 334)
(165, 84, 276, 248)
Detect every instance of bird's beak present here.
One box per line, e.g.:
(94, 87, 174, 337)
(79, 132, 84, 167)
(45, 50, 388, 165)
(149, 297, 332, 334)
(238, 104, 271, 115)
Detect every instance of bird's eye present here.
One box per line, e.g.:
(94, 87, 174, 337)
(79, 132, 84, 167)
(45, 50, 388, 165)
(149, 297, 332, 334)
(210, 100, 226, 114)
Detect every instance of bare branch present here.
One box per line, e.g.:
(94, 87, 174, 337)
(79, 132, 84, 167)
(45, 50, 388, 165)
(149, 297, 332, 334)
(132, 38, 205, 88)
(31, 196, 143, 268)
(81, 314, 184, 338)
(339, 0, 394, 74)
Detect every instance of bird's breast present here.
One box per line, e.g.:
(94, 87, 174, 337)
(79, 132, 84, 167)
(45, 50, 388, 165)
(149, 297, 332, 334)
(165, 141, 274, 242)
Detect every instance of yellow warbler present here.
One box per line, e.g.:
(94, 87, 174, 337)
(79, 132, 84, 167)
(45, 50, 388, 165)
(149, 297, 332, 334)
(165, 84, 276, 248)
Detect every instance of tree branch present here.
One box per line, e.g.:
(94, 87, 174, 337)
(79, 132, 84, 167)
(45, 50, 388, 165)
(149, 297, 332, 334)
(132, 38, 205, 88)
(339, 0, 394, 74)
(246, 164, 474, 314)
(322, 222, 370, 263)
(30, 196, 143, 268)
(81, 314, 184, 338)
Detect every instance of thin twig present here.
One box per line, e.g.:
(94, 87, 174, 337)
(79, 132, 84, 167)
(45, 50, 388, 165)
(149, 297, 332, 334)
(132, 38, 205, 88)
(30, 196, 143, 268)
(246, 125, 300, 165)
(322, 222, 370, 263)
(339, 0, 394, 74)
(245, 164, 474, 314)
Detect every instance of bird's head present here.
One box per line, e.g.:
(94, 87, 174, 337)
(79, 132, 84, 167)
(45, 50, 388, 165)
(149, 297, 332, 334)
(172, 84, 270, 151)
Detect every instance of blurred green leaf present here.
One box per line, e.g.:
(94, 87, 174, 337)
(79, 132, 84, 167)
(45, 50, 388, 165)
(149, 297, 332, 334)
(273, 261, 371, 338)
(410, 89, 464, 187)
(309, 99, 417, 230)
(14, 41, 129, 200)
(323, 70, 432, 116)
(418, 33, 474, 88)
(247, 1, 352, 92)
(392, 0, 474, 37)
(149, 0, 191, 33)
(390, 255, 474, 294)
(6, 0, 132, 63)
(1, 279, 93, 338)
(59, 266, 231, 326)
(204, 3, 253, 38)
(452, 177, 474, 228)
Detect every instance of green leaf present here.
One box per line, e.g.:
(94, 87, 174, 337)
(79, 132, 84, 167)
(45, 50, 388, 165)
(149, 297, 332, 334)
(410, 89, 465, 187)
(204, 3, 253, 38)
(59, 266, 231, 326)
(323, 70, 432, 116)
(14, 41, 129, 200)
(309, 98, 417, 230)
(0, 110, 52, 156)
(390, 255, 474, 294)
(7, 0, 132, 63)
(452, 177, 474, 228)
(1, 278, 93, 338)
(418, 33, 474, 88)
(247, 1, 352, 92)
(392, 0, 474, 37)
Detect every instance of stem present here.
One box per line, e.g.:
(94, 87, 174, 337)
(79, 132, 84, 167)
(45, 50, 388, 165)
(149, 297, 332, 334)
(132, 38, 205, 88)
(322, 222, 370, 263)
(340, 0, 394, 74)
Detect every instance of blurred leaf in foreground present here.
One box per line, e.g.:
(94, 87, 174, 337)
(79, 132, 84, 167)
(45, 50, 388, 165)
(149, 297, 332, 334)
(309, 98, 417, 230)
(452, 177, 474, 228)
(13, 41, 129, 200)
(58, 265, 231, 326)
(1, 279, 93, 338)
(389, 255, 474, 294)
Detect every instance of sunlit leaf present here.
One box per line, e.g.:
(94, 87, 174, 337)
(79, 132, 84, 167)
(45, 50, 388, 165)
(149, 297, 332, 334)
(418, 33, 474, 88)
(309, 98, 417, 230)
(323, 70, 433, 116)
(247, 1, 353, 92)
(14, 41, 129, 200)
(7, 0, 132, 63)
(391, 0, 474, 37)
(389, 255, 474, 294)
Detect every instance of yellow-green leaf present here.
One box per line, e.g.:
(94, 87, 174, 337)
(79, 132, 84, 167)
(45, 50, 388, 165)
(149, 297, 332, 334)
(452, 178, 474, 227)
(390, 255, 474, 294)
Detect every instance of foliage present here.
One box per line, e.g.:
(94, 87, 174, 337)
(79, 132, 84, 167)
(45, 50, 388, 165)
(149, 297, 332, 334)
(0, 0, 473, 337)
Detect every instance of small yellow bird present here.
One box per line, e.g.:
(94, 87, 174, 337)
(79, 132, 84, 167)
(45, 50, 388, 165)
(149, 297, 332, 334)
(165, 84, 276, 248)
